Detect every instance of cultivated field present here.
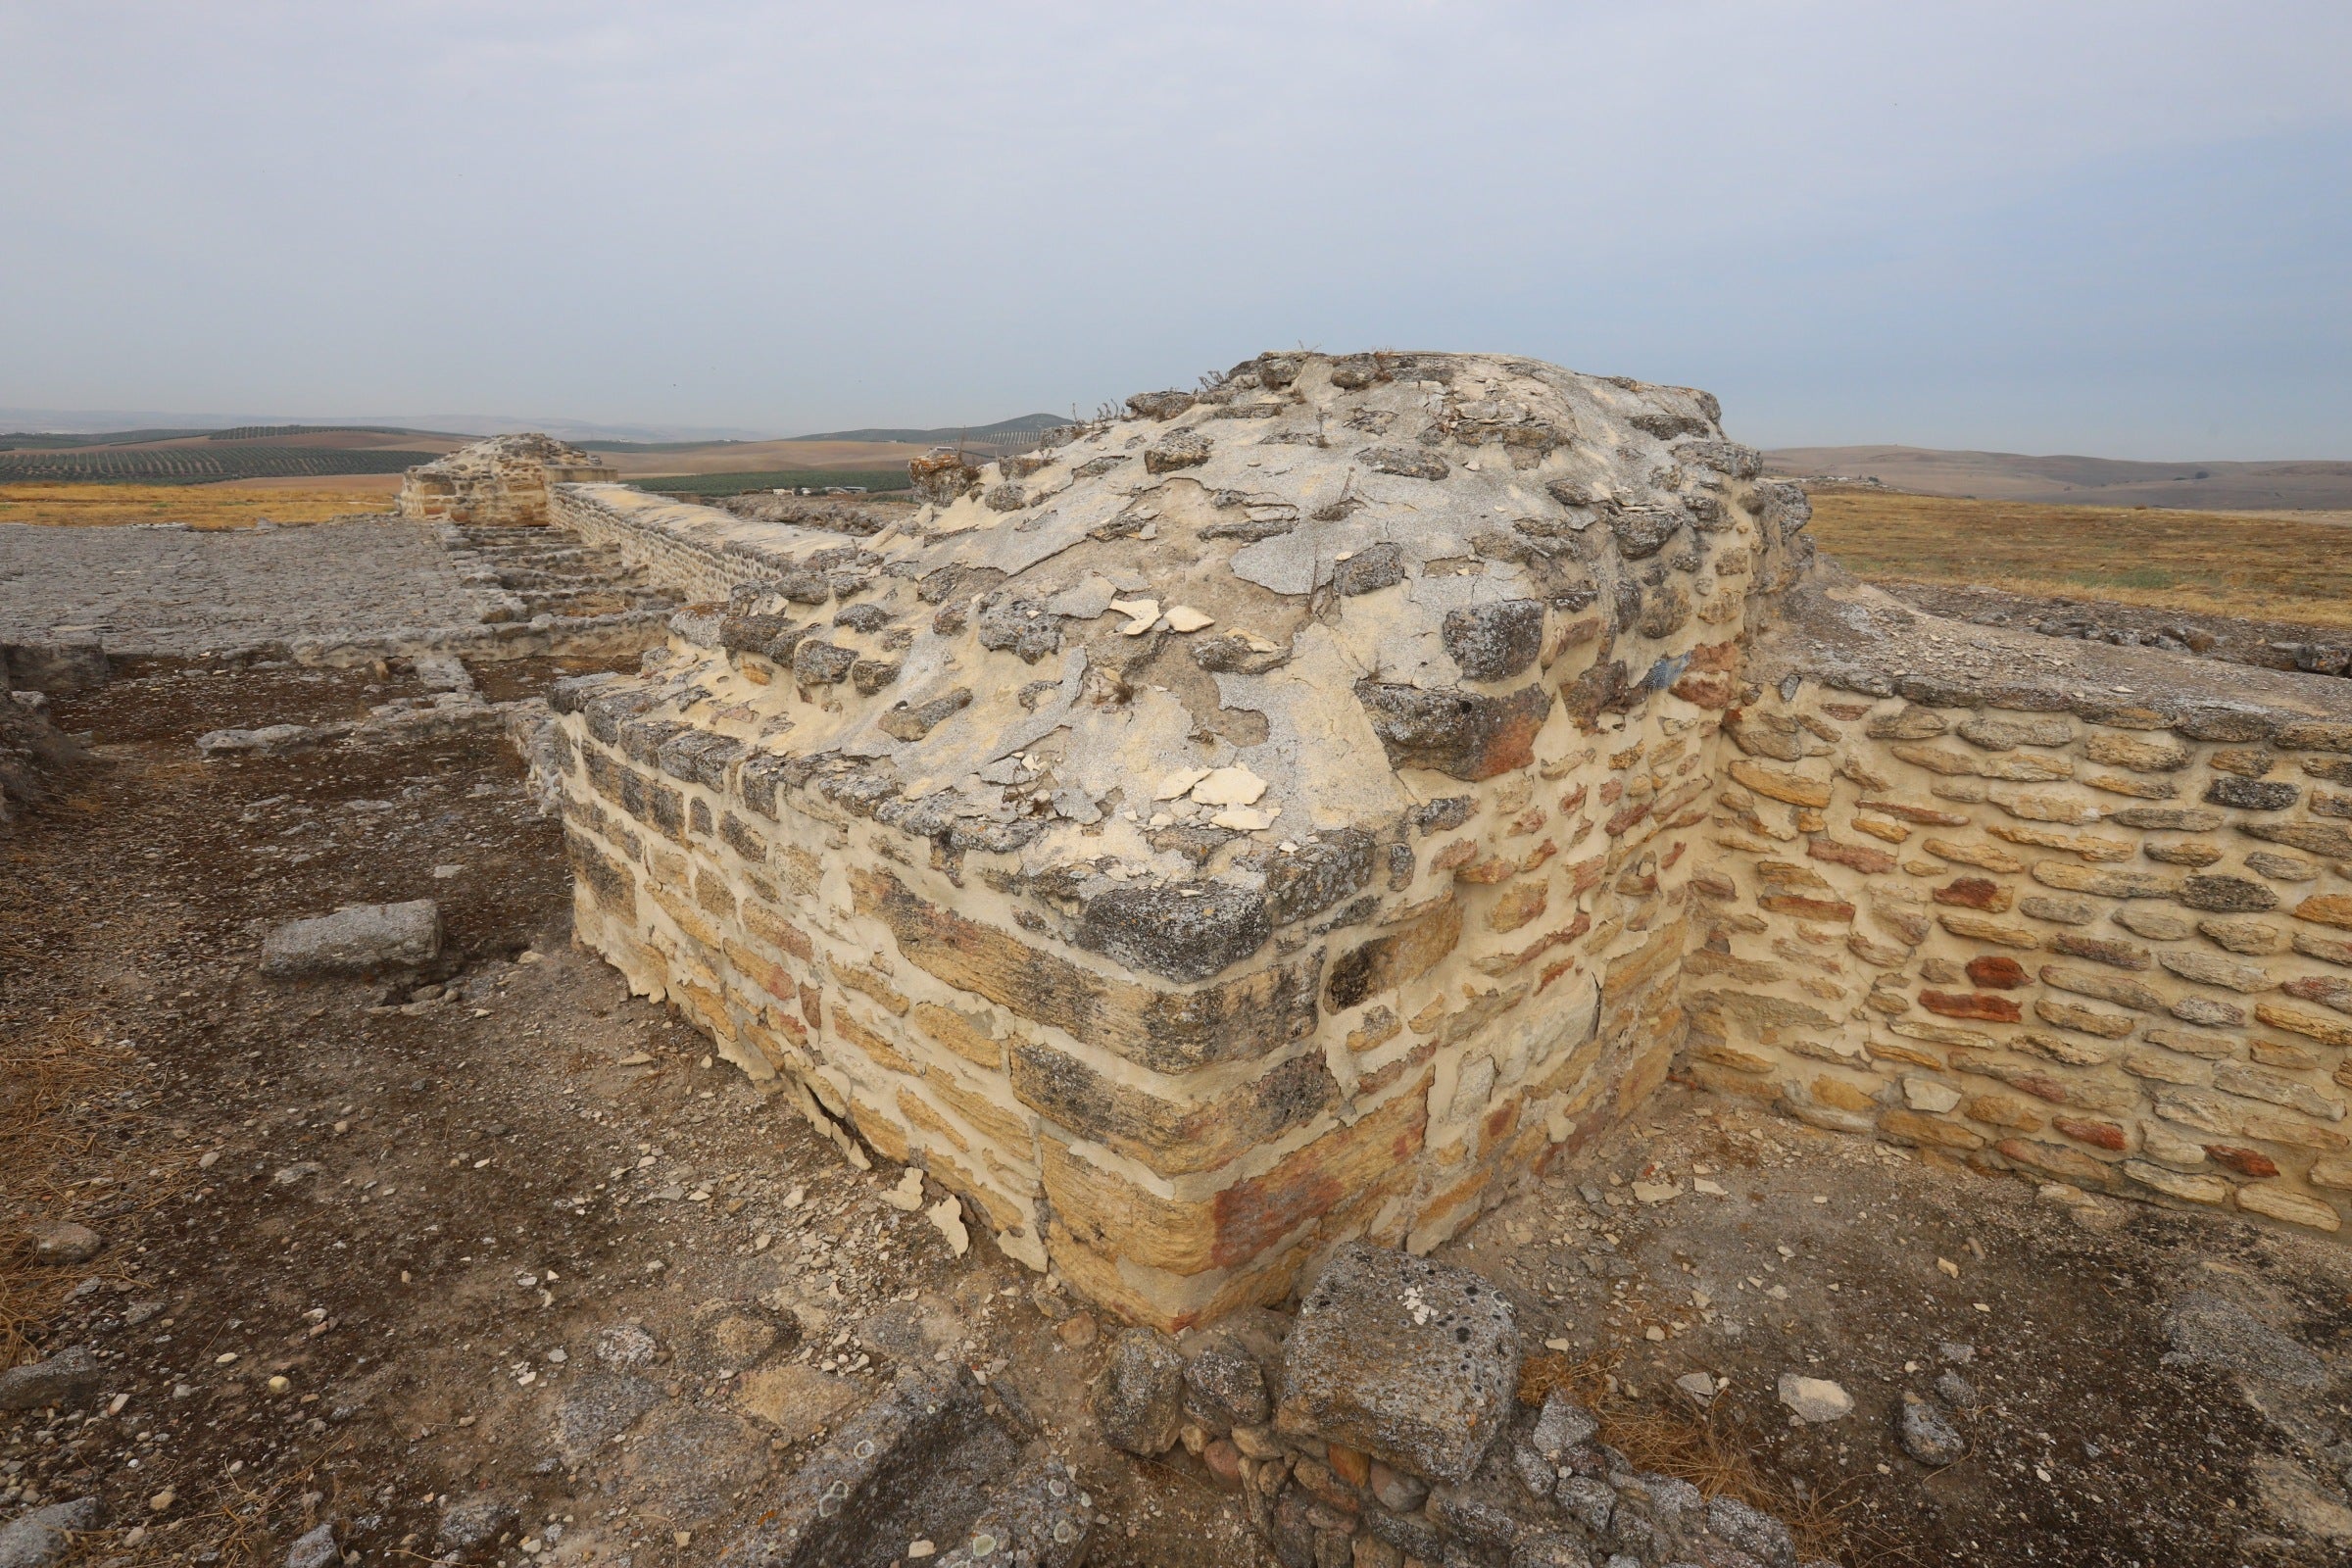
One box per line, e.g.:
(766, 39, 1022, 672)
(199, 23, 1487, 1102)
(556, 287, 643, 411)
(1805, 489, 2352, 629)
(0, 482, 394, 529)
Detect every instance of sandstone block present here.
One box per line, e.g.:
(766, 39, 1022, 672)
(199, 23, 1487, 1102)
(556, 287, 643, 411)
(853, 868, 1316, 1073)
(2235, 1184, 2343, 1232)
(1011, 1040, 1338, 1178)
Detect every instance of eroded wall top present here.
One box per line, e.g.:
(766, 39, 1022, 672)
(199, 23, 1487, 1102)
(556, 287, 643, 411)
(574, 351, 1816, 985)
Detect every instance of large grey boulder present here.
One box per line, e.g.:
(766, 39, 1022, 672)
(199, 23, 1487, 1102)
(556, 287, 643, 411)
(0, 1498, 100, 1568)
(1274, 1244, 1520, 1485)
(2, 639, 108, 697)
(261, 901, 442, 977)
(1093, 1329, 1186, 1457)
(0, 1348, 101, 1412)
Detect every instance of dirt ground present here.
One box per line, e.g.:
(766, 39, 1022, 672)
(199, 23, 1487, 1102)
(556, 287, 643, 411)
(4, 658, 2350, 1568)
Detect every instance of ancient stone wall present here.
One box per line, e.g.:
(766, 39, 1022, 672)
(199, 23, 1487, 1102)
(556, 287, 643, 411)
(553, 484, 841, 602)
(1689, 568, 2352, 1234)
(541, 351, 1814, 1328)
(397, 433, 616, 527)
(524, 353, 2352, 1329)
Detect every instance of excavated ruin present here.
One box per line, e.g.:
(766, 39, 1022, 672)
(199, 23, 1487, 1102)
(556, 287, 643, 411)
(500, 349, 2352, 1351)
(535, 351, 1818, 1333)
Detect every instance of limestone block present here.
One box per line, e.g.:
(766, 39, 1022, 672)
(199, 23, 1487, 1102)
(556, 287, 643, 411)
(1275, 1245, 1519, 1485)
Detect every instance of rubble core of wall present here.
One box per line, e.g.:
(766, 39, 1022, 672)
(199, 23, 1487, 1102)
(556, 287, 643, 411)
(544, 350, 1817, 1328)
(397, 433, 617, 527)
(1692, 564, 2352, 1234)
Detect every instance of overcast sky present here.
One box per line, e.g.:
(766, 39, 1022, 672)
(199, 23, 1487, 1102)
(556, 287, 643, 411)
(3, 1, 2346, 455)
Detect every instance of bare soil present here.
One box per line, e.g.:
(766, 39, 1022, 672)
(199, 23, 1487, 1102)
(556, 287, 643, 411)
(4, 659, 2348, 1568)
(0, 658, 1253, 1568)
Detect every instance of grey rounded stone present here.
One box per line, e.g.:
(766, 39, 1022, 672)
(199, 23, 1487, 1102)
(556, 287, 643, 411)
(28, 1224, 100, 1263)
(1898, 1396, 1968, 1467)
(0, 1348, 100, 1412)
(435, 1496, 516, 1558)
(1182, 1333, 1270, 1432)
(284, 1523, 338, 1568)
(1093, 1329, 1186, 1457)
(0, 1498, 100, 1568)
(260, 901, 441, 977)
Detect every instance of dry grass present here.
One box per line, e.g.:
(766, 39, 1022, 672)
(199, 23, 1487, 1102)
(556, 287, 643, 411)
(0, 482, 392, 530)
(1517, 1350, 1907, 1567)
(0, 1016, 139, 1365)
(1805, 490, 2352, 629)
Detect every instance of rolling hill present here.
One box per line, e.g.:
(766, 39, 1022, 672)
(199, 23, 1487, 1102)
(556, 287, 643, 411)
(1764, 445, 2352, 512)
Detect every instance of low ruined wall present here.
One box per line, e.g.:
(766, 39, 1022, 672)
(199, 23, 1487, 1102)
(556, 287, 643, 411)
(552, 484, 814, 602)
(539, 351, 1819, 1328)
(397, 434, 616, 528)
(1686, 572, 2352, 1234)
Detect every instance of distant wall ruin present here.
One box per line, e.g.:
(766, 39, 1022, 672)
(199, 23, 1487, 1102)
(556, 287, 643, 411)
(472, 351, 2352, 1327)
(397, 433, 615, 527)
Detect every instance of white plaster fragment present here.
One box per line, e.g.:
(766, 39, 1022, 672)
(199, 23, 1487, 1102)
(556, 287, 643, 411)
(1191, 766, 1269, 807)
(882, 1168, 925, 1211)
(1902, 1077, 1962, 1114)
(925, 1195, 970, 1257)
(1154, 766, 1212, 801)
(1163, 606, 1214, 633)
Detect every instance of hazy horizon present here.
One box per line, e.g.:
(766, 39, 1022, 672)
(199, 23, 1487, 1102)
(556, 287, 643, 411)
(5, 2, 2347, 460)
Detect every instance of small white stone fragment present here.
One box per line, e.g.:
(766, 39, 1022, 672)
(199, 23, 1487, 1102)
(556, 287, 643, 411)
(1163, 606, 1213, 633)
(882, 1168, 925, 1211)
(1109, 597, 1160, 635)
(1691, 1177, 1728, 1197)
(1191, 766, 1268, 807)
(1630, 1181, 1679, 1204)
(1154, 766, 1212, 802)
(1902, 1077, 1962, 1113)
(1777, 1374, 1853, 1423)
(1210, 807, 1274, 832)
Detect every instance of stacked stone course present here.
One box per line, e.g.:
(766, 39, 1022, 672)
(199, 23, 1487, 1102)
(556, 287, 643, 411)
(542, 351, 1814, 1328)
(1692, 573, 2352, 1233)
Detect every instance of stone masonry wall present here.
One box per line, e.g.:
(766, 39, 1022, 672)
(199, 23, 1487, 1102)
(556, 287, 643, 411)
(523, 355, 2352, 1333)
(398, 433, 616, 527)
(1687, 568, 2352, 1235)
(541, 351, 1815, 1330)
(553, 484, 836, 603)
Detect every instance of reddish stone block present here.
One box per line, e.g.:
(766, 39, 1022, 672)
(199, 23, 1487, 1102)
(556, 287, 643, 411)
(1202, 1438, 1244, 1491)
(2204, 1144, 2281, 1178)
(1935, 877, 2006, 910)
(1965, 955, 2029, 989)
(1757, 894, 1857, 921)
(1327, 1444, 1370, 1488)
(1807, 835, 1897, 874)
(1919, 990, 2023, 1023)
(2052, 1116, 2128, 1152)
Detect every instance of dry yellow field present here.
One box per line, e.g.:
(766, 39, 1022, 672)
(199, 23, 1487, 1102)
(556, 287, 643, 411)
(1806, 490, 2352, 629)
(0, 482, 393, 529)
